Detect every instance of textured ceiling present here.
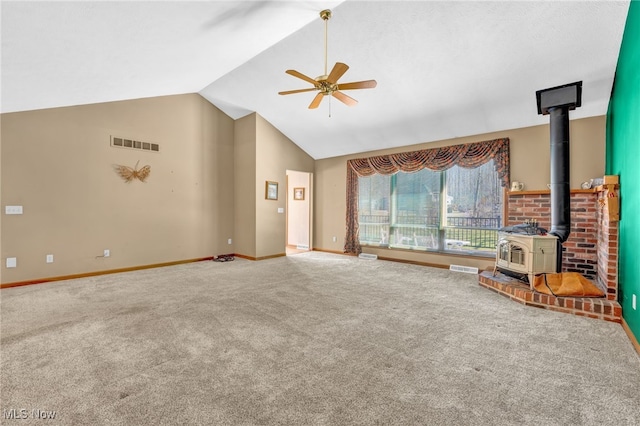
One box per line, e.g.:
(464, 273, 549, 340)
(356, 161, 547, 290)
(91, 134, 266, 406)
(1, 1, 630, 159)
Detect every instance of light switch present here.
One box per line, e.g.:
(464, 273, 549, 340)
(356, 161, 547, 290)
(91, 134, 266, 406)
(278, 208, 284, 213)
(5, 206, 23, 215)
(6, 257, 17, 268)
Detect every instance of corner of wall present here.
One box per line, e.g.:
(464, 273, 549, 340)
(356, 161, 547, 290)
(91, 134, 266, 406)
(606, 0, 640, 343)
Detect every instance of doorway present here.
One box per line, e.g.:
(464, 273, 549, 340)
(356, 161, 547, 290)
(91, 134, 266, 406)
(286, 170, 312, 255)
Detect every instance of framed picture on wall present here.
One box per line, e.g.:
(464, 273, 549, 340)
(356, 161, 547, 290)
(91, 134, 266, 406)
(293, 187, 305, 201)
(265, 181, 278, 200)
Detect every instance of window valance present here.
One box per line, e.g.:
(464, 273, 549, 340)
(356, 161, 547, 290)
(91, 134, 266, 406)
(344, 138, 510, 254)
(347, 138, 510, 181)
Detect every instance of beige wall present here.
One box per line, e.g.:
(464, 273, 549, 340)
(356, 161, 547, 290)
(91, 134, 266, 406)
(1, 94, 235, 283)
(1, 93, 604, 283)
(255, 114, 314, 258)
(314, 116, 605, 270)
(233, 114, 257, 258)
(231, 113, 315, 259)
(508, 115, 605, 191)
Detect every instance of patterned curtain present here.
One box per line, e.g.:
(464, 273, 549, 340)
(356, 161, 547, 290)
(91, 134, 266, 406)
(344, 138, 510, 254)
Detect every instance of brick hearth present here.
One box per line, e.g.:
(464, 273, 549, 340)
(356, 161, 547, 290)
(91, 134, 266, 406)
(478, 185, 621, 322)
(479, 271, 621, 323)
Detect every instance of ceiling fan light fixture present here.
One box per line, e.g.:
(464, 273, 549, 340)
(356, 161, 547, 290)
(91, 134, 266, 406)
(278, 9, 377, 110)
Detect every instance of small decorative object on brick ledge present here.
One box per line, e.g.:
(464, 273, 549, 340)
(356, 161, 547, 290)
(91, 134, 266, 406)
(510, 181, 524, 191)
(605, 185, 619, 221)
(602, 177, 620, 222)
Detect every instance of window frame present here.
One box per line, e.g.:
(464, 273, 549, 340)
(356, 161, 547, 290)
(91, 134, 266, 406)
(345, 138, 510, 256)
(356, 160, 506, 257)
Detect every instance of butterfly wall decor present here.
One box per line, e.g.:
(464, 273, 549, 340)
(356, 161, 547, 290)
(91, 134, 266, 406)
(114, 160, 151, 183)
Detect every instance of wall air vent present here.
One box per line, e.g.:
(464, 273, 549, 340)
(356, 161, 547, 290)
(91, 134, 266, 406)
(449, 265, 479, 274)
(111, 136, 159, 152)
(358, 253, 378, 260)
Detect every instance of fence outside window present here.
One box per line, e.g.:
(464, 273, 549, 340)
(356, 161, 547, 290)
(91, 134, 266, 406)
(359, 214, 501, 254)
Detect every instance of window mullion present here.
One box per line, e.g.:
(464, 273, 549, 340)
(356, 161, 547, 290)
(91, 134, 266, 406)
(439, 171, 446, 250)
(390, 174, 397, 246)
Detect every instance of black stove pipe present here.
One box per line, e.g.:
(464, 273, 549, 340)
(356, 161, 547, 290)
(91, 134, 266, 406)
(548, 106, 571, 244)
(536, 81, 582, 273)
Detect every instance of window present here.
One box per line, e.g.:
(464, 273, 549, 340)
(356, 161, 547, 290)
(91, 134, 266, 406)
(358, 174, 391, 245)
(345, 138, 509, 256)
(358, 161, 503, 255)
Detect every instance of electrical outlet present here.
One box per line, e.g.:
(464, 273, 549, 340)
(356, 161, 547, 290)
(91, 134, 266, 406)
(633, 294, 637, 311)
(332, 236, 337, 242)
(6, 257, 17, 268)
(103, 249, 110, 257)
(228, 238, 232, 245)
(46, 254, 54, 263)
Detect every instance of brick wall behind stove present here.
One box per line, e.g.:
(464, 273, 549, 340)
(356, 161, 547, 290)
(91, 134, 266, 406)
(507, 192, 598, 281)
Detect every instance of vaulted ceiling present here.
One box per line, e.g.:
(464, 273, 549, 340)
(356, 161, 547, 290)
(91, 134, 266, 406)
(1, 1, 630, 159)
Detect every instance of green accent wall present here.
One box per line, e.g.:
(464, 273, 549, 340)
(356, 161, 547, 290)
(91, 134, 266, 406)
(607, 0, 640, 340)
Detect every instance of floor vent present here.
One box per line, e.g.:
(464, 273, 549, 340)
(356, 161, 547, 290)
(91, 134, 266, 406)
(111, 136, 159, 153)
(449, 264, 479, 274)
(296, 244, 309, 250)
(358, 253, 378, 260)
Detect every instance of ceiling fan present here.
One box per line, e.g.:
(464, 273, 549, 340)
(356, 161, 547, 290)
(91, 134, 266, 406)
(278, 9, 377, 109)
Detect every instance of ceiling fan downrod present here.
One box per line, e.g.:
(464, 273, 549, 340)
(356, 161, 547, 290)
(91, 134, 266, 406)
(320, 9, 331, 79)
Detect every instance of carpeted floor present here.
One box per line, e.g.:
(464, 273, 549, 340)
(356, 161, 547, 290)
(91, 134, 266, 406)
(1, 251, 639, 425)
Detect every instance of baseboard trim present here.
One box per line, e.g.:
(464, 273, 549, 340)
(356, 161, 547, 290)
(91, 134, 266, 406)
(233, 253, 286, 261)
(312, 248, 356, 256)
(311, 248, 449, 268)
(1, 257, 214, 289)
(375, 256, 450, 270)
(621, 317, 640, 356)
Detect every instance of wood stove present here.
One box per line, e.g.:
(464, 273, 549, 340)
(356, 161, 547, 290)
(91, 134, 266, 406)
(494, 227, 558, 287)
(493, 81, 582, 289)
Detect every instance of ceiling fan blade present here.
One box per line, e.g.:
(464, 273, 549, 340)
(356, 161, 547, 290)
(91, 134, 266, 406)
(286, 70, 318, 86)
(326, 62, 349, 84)
(309, 92, 324, 109)
(278, 88, 318, 95)
(337, 80, 377, 91)
(332, 90, 358, 107)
